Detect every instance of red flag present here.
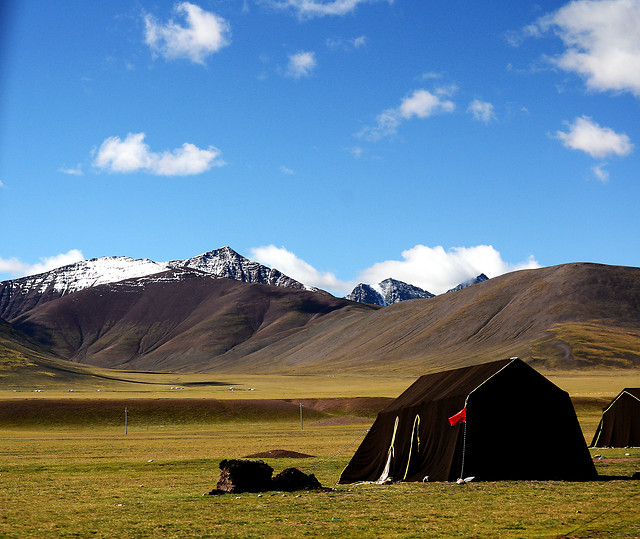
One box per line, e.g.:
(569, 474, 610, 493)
(448, 407, 466, 426)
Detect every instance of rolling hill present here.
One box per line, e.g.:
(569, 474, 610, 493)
(8, 268, 376, 372)
(228, 262, 640, 374)
(1, 262, 639, 376)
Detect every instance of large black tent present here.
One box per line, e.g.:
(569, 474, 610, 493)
(340, 358, 597, 483)
(591, 388, 640, 448)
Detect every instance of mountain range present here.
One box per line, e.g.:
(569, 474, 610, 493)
(0, 247, 316, 323)
(0, 246, 485, 320)
(343, 275, 489, 306)
(346, 279, 436, 306)
(1, 248, 639, 376)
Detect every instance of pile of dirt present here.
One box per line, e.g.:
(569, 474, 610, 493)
(272, 467, 322, 492)
(214, 459, 273, 494)
(243, 449, 314, 459)
(208, 458, 327, 495)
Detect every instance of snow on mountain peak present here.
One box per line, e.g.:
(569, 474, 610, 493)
(167, 246, 313, 291)
(0, 247, 319, 303)
(9, 256, 169, 295)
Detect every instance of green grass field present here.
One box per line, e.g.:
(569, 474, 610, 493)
(1, 370, 640, 538)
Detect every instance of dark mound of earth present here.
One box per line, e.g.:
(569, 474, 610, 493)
(208, 458, 327, 495)
(243, 449, 314, 459)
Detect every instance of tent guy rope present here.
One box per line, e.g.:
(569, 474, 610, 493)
(303, 427, 371, 476)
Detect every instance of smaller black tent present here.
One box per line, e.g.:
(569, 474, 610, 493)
(591, 388, 640, 448)
(340, 358, 597, 483)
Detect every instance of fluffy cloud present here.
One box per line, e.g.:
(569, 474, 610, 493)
(467, 99, 496, 123)
(531, 0, 640, 97)
(249, 245, 348, 292)
(250, 244, 539, 296)
(263, 0, 391, 19)
(0, 249, 84, 278)
(93, 133, 225, 176)
(144, 2, 231, 64)
(286, 51, 317, 78)
(555, 116, 633, 158)
(358, 88, 455, 140)
(399, 89, 455, 119)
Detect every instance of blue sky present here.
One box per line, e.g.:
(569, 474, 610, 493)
(1, 0, 639, 295)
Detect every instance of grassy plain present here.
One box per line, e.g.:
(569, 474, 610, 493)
(1, 370, 640, 538)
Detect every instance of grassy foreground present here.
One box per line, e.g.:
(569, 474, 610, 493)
(1, 370, 640, 538)
(1, 423, 639, 538)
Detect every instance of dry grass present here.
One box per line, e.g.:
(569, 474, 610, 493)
(2, 369, 640, 537)
(1, 422, 639, 538)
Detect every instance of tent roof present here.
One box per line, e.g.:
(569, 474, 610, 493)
(382, 358, 514, 413)
(591, 387, 640, 448)
(603, 388, 640, 412)
(623, 388, 640, 399)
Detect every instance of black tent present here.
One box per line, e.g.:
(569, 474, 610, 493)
(340, 358, 597, 483)
(591, 388, 640, 448)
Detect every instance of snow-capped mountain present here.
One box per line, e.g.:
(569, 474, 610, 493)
(346, 279, 434, 306)
(346, 274, 489, 306)
(379, 278, 435, 304)
(0, 247, 318, 322)
(1, 256, 169, 296)
(345, 284, 386, 306)
(446, 274, 489, 294)
(167, 246, 314, 292)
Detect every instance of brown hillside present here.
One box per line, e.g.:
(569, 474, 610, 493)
(209, 263, 640, 374)
(0, 318, 128, 387)
(11, 269, 376, 372)
(3, 263, 640, 375)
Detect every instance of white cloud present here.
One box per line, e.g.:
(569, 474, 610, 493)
(249, 245, 348, 292)
(0, 180, 5, 188)
(0, 249, 85, 279)
(417, 71, 443, 81)
(250, 244, 539, 296)
(592, 163, 610, 182)
(467, 99, 496, 123)
(286, 51, 317, 78)
(352, 35, 367, 48)
(358, 88, 455, 140)
(263, 0, 391, 19)
(399, 89, 455, 119)
(144, 2, 231, 65)
(326, 35, 367, 50)
(280, 165, 294, 174)
(93, 133, 225, 176)
(59, 164, 83, 176)
(531, 0, 640, 97)
(555, 116, 633, 158)
(357, 245, 539, 296)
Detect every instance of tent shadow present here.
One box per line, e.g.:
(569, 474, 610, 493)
(595, 473, 640, 481)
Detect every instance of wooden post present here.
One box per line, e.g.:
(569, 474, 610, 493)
(300, 403, 303, 431)
(125, 407, 128, 435)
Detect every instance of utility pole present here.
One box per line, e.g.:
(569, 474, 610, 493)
(125, 407, 128, 435)
(300, 403, 303, 431)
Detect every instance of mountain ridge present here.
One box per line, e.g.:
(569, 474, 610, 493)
(2, 262, 639, 375)
(8, 268, 375, 372)
(0, 247, 316, 323)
